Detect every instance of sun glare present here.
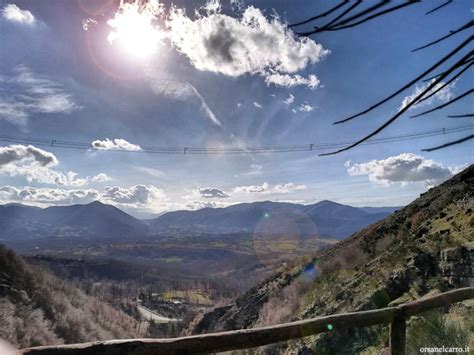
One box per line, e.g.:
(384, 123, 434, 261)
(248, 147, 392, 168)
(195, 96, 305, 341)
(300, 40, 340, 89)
(107, 0, 165, 59)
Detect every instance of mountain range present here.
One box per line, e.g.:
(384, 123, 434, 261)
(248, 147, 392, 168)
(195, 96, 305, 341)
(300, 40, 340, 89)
(0, 200, 400, 241)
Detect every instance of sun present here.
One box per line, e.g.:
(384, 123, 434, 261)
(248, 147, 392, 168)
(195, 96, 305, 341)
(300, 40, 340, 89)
(107, 0, 165, 59)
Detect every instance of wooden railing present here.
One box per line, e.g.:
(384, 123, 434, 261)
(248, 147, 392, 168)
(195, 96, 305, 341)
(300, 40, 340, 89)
(21, 287, 474, 355)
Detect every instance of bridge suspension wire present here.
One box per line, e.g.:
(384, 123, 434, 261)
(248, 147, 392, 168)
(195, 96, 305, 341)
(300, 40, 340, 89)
(0, 124, 473, 155)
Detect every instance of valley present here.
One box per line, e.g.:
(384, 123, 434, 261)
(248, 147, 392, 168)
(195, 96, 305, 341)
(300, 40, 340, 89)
(0, 200, 399, 342)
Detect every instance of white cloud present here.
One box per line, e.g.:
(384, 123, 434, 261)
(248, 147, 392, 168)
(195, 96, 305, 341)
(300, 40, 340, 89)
(148, 78, 221, 126)
(297, 102, 314, 112)
(91, 173, 112, 182)
(0, 144, 108, 187)
(2, 4, 35, 24)
(102, 185, 168, 212)
(265, 73, 320, 89)
(253, 101, 262, 109)
(198, 187, 230, 198)
(0, 144, 57, 167)
(185, 200, 226, 210)
(0, 66, 80, 126)
(105, 1, 328, 88)
(91, 138, 142, 151)
(0, 186, 100, 206)
(283, 94, 295, 106)
(0, 184, 168, 213)
(399, 79, 455, 112)
(233, 182, 307, 194)
(166, 3, 328, 87)
(346, 153, 457, 187)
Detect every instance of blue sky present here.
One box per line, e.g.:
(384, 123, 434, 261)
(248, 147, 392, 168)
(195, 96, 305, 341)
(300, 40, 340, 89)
(0, 0, 472, 217)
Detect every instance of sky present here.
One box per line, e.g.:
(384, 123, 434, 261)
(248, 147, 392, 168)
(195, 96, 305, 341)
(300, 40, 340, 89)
(0, 0, 472, 218)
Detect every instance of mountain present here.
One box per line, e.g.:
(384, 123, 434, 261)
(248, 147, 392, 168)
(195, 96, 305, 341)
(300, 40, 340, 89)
(0, 201, 148, 240)
(152, 200, 396, 238)
(194, 165, 473, 354)
(0, 200, 398, 241)
(0, 244, 139, 349)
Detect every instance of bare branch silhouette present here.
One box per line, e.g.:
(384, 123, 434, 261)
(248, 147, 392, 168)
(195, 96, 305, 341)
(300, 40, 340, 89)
(425, 0, 453, 15)
(326, 1, 418, 31)
(410, 88, 474, 118)
(412, 20, 474, 52)
(321, 0, 390, 28)
(422, 57, 473, 82)
(333, 37, 473, 124)
(319, 51, 472, 156)
(416, 62, 472, 104)
(289, 1, 349, 28)
(422, 134, 474, 151)
(448, 114, 474, 118)
(297, 1, 421, 36)
(299, 1, 362, 36)
(291, 1, 470, 153)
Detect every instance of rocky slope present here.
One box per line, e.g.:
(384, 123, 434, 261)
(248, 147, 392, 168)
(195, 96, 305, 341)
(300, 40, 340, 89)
(194, 165, 474, 354)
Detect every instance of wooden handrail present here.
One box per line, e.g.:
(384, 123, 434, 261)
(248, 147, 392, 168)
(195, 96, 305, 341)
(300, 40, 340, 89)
(20, 287, 474, 355)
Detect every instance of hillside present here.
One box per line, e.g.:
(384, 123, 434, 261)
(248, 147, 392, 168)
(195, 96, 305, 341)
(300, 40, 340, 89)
(194, 165, 474, 353)
(0, 245, 139, 349)
(152, 200, 395, 238)
(0, 201, 148, 240)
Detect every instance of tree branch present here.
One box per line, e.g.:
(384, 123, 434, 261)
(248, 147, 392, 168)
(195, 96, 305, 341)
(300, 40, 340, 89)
(422, 57, 473, 82)
(333, 37, 473, 124)
(422, 134, 474, 151)
(416, 62, 472, 104)
(299, 1, 362, 36)
(412, 20, 474, 52)
(410, 89, 474, 118)
(320, 52, 472, 156)
(448, 114, 474, 118)
(425, 0, 453, 15)
(289, 1, 349, 28)
(327, 1, 419, 31)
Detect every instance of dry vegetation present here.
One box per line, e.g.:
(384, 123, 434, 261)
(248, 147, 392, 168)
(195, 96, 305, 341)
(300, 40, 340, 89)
(0, 245, 139, 349)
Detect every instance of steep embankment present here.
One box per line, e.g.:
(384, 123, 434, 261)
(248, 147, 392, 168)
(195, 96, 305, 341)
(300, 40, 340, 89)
(0, 245, 139, 349)
(195, 165, 474, 353)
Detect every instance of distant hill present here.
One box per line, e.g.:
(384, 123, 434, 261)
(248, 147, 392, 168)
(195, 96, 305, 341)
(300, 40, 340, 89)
(0, 244, 138, 348)
(0, 201, 148, 240)
(152, 200, 396, 238)
(194, 165, 473, 354)
(0, 200, 399, 241)
(359, 206, 402, 214)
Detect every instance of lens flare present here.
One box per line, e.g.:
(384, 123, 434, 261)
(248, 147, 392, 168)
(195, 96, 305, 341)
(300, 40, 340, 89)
(107, 0, 165, 59)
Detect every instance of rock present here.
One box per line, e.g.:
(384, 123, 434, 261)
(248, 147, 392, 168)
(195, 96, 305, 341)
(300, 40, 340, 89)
(439, 246, 474, 287)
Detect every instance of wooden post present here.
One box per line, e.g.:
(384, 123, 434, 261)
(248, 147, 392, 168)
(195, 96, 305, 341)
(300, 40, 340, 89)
(390, 309, 406, 355)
